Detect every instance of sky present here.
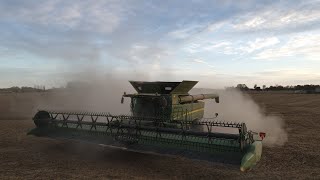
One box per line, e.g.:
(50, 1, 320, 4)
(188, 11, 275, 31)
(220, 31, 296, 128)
(0, 0, 320, 88)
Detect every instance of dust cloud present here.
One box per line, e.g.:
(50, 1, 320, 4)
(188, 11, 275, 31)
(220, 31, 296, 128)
(193, 88, 288, 146)
(35, 64, 170, 115)
(36, 73, 137, 115)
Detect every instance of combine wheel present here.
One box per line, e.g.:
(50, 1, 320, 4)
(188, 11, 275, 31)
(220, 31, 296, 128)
(33, 111, 51, 127)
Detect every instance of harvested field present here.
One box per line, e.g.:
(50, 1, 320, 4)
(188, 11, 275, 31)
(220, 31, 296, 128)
(0, 93, 320, 179)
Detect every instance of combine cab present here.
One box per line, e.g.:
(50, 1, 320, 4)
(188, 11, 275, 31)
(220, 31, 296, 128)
(29, 80, 265, 171)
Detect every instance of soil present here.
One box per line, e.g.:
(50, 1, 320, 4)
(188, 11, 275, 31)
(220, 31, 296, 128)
(0, 93, 319, 179)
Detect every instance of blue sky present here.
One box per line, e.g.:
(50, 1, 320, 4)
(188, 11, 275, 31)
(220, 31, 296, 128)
(0, 0, 320, 88)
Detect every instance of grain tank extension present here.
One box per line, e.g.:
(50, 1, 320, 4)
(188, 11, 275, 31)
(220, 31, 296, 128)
(29, 80, 265, 171)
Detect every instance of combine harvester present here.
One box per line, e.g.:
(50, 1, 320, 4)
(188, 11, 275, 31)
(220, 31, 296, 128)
(29, 81, 265, 171)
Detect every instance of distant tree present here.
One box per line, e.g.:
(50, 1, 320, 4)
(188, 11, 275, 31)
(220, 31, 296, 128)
(262, 85, 266, 89)
(9, 86, 20, 93)
(236, 84, 249, 91)
(254, 84, 257, 89)
(254, 84, 261, 91)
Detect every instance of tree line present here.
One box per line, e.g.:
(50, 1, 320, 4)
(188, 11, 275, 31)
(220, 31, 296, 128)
(234, 84, 320, 92)
(0, 86, 46, 93)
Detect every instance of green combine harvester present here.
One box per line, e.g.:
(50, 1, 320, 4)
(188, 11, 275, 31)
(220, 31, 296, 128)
(29, 80, 266, 171)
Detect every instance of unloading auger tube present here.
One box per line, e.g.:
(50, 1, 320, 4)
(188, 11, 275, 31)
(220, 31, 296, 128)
(28, 80, 266, 172)
(179, 94, 219, 103)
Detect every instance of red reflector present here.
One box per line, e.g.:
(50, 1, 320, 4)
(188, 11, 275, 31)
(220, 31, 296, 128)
(259, 132, 266, 140)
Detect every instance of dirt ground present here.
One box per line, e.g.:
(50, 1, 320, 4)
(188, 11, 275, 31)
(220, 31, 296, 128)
(0, 93, 320, 179)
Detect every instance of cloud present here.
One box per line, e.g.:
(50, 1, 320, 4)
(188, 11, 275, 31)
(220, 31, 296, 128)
(256, 68, 319, 77)
(255, 34, 320, 60)
(183, 37, 280, 56)
(231, 1, 320, 33)
(239, 37, 280, 53)
(0, 0, 128, 33)
(0, 0, 133, 62)
(210, 42, 232, 48)
(193, 59, 206, 64)
(207, 21, 226, 32)
(199, 68, 320, 88)
(1, 28, 103, 61)
(183, 40, 235, 55)
(251, 68, 320, 85)
(191, 59, 215, 69)
(168, 25, 204, 39)
(237, 17, 266, 29)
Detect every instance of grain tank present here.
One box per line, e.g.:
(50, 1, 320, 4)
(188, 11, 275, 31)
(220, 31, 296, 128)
(122, 80, 219, 121)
